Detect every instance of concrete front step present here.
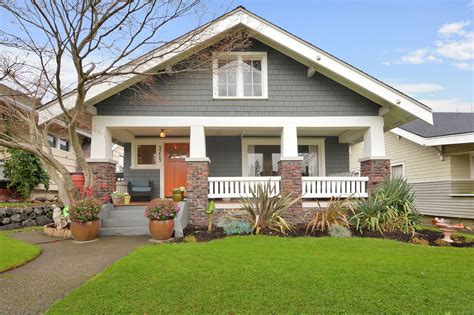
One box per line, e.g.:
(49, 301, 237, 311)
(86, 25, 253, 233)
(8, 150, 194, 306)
(102, 218, 148, 228)
(99, 226, 149, 236)
(113, 205, 146, 211)
(109, 210, 145, 219)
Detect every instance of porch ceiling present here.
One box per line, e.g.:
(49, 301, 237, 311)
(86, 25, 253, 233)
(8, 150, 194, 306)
(111, 126, 365, 144)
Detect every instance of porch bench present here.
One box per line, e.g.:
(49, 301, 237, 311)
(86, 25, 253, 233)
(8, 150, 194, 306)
(128, 179, 153, 201)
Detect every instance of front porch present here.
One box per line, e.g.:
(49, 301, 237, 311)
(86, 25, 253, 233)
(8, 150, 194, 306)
(87, 116, 390, 225)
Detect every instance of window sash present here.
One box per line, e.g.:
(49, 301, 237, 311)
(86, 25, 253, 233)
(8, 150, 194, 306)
(137, 144, 158, 165)
(213, 53, 267, 98)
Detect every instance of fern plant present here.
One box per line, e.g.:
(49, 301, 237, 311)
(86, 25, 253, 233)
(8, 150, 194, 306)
(240, 182, 301, 235)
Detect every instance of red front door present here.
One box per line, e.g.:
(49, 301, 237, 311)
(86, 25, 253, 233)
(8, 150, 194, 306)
(164, 143, 189, 197)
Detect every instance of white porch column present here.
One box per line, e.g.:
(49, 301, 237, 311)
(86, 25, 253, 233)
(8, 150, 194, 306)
(281, 125, 300, 159)
(188, 126, 208, 160)
(89, 121, 113, 162)
(362, 118, 386, 159)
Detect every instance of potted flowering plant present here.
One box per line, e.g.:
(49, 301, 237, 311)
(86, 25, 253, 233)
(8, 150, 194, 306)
(172, 186, 186, 202)
(123, 192, 131, 205)
(111, 191, 124, 205)
(145, 198, 179, 240)
(69, 198, 102, 242)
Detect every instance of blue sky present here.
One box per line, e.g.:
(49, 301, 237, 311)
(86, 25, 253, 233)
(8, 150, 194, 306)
(1, 0, 472, 111)
(224, 0, 473, 112)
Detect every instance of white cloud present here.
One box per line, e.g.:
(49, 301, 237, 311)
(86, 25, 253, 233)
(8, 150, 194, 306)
(438, 21, 470, 36)
(419, 98, 474, 112)
(388, 20, 473, 70)
(393, 83, 444, 95)
(454, 62, 474, 70)
(435, 37, 474, 61)
(397, 49, 442, 64)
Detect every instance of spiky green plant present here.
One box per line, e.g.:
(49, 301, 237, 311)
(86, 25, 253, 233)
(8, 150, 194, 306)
(306, 195, 355, 234)
(351, 177, 420, 235)
(240, 182, 301, 235)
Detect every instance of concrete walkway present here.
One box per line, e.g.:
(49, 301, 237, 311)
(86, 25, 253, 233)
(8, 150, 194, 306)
(0, 231, 148, 314)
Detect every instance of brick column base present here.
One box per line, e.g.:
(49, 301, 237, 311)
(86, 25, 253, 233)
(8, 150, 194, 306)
(278, 159, 304, 225)
(88, 162, 116, 202)
(360, 159, 390, 194)
(186, 159, 209, 227)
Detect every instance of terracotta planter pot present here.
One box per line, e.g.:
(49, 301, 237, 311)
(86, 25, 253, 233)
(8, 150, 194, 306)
(172, 192, 184, 202)
(149, 219, 174, 240)
(70, 220, 101, 242)
(70, 173, 85, 191)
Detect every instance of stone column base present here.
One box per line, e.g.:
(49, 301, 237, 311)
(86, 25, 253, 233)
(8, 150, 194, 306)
(88, 162, 117, 202)
(186, 159, 209, 227)
(360, 158, 391, 194)
(278, 159, 304, 225)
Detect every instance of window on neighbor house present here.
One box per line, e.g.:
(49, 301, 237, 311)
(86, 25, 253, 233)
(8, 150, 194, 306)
(470, 153, 474, 179)
(247, 144, 319, 176)
(137, 144, 157, 165)
(213, 52, 267, 98)
(59, 139, 69, 152)
(391, 163, 404, 178)
(47, 134, 56, 148)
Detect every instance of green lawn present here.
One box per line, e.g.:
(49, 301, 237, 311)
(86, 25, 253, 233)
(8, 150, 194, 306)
(48, 236, 473, 314)
(0, 229, 41, 272)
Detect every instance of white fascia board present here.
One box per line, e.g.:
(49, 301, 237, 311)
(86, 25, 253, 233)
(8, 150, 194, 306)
(94, 115, 383, 129)
(391, 128, 474, 146)
(38, 8, 432, 125)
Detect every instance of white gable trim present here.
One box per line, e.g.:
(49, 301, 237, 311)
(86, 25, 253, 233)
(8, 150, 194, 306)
(391, 128, 474, 146)
(38, 7, 432, 125)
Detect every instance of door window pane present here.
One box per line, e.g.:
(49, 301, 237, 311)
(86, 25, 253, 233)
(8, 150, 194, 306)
(137, 145, 157, 165)
(299, 145, 319, 176)
(248, 145, 280, 176)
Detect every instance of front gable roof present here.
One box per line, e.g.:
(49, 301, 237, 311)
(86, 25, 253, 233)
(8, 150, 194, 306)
(39, 6, 432, 127)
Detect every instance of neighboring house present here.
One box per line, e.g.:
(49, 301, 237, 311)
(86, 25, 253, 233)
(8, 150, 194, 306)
(351, 112, 474, 219)
(0, 84, 124, 197)
(38, 7, 433, 231)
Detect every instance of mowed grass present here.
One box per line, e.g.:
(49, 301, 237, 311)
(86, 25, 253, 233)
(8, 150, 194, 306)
(48, 236, 474, 314)
(0, 230, 41, 272)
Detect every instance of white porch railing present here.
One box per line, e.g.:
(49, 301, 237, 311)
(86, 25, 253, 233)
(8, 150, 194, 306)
(208, 177, 281, 199)
(302, 176, 368, 198)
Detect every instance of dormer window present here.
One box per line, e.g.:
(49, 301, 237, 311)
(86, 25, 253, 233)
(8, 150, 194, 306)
(212, 52, 268, 99)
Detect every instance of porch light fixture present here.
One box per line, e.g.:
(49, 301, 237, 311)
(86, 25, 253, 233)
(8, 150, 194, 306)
(159, 129, 166, 138)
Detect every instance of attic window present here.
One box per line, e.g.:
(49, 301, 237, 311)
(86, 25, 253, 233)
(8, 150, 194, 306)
(212, 52, 268, 99)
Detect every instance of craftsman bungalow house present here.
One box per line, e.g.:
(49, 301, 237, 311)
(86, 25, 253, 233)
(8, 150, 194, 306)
(38, 7, 433, 232)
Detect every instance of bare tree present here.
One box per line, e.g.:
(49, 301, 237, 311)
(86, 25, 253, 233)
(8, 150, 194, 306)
(0, 1, 250, 205)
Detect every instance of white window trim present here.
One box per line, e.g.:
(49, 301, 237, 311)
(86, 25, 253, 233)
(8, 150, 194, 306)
(391, 162, 405, 178)
(212, 51, 268, 99)
(241, 137, 326, 176)
(48, 133, 70, 152)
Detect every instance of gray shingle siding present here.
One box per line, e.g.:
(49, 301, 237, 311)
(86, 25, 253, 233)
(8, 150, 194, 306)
(207, 136, 242, 176)
(96, 40, 379, 117)
(123, 143, 160, 198)
(325, 137, 349, 175)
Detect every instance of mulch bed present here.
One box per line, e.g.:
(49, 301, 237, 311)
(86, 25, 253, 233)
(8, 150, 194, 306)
(182, 225, 474, 248)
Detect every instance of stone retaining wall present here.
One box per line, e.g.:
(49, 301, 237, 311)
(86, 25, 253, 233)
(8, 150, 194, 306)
(0, 205, 54, 230)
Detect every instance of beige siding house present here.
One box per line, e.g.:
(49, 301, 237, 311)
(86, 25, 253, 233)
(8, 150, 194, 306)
(350, 112, 474, 219)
